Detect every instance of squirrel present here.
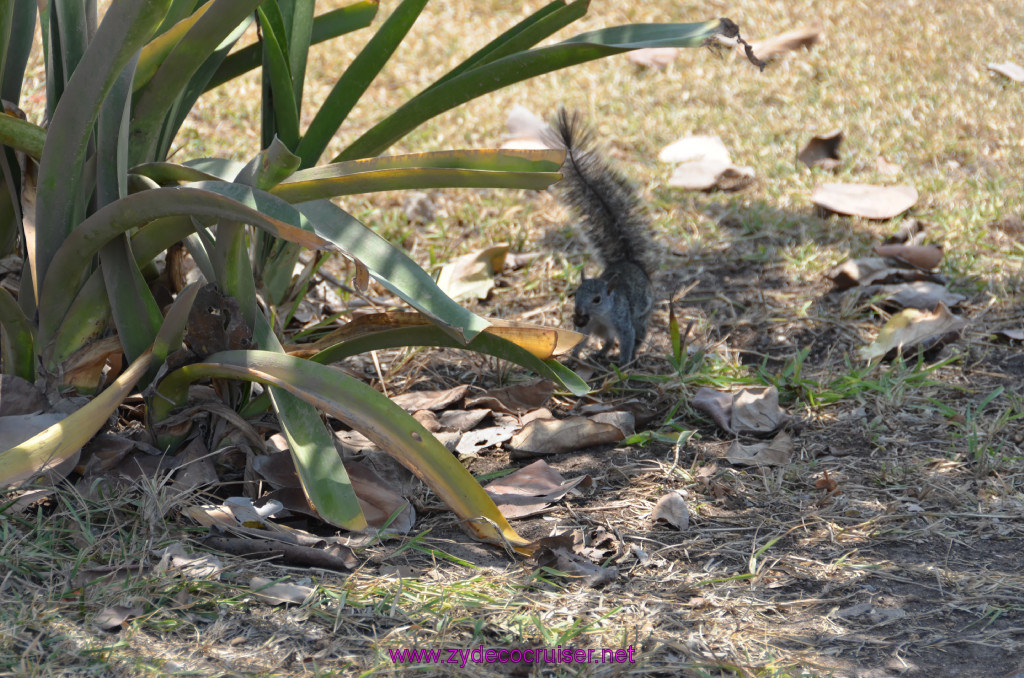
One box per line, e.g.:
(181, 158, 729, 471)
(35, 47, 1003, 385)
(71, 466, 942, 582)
(547, 109, 657, 364)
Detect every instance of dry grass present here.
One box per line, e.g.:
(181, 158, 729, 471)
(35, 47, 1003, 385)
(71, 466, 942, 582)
(4, 0, 1024, 676)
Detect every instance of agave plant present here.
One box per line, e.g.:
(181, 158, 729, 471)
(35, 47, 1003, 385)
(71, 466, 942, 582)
(0, 0, 753, 552)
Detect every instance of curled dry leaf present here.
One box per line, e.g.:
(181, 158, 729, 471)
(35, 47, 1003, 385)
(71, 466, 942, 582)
(859, 281, 965, 311)
(249, 576, 314, 606)
(0, 374, 49, 416)
(345, 460, 416, 532)
(797, 129, 843, 169)
(692, 387, 735, 433)
(626, 47, 678, 68)
(987, 62, 1024, 82)
(872, 243, 943, 270)
(455, 425, 517, 458)
(725, 431, 794, 467)
(484, 459, 593, 520)
(693, 386, 789, 435)
(95, 605, 146, 632)
(992, 328, 1024, 342)
(859, 302, 968, 362)
(747, 24, 822, 62)
(731, 386, 790, 435)
(508, 416, 623, 458)
(651, 491, 690, 530)
(531, 534, 618, 587)
(59, 335, 124, 393)
(465, 379, 554, 414)
(660, 135, 753, 191)
(827, 257, 940, 290)
(391, 384, 469, 412)
(811, 183, 917, 220)
(435, 245, 509, 302)
(154, 543, 223, 579)
(589, 411, 635, 438)
(438, 408, 491, 431)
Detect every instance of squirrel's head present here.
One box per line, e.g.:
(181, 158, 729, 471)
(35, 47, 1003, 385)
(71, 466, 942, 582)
(573, 275, 614, 327)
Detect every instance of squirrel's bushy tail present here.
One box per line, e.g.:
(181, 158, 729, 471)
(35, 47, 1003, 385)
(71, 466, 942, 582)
(547, 108, 656, 276)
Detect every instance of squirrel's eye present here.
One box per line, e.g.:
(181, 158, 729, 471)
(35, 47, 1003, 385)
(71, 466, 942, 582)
(592, 295, 602, 304)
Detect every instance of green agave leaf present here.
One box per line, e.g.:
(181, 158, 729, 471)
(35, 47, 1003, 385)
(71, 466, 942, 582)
(256, 319, 366, 532)
(310, 324, 589, 397)
(134, 0, 214, 92)
(295, 0, 429, 168)
(274, 167, 561, 203)
(206, 0, 378, 91)
(0, 112, 44, 161)
(36, 184, 336, 353)
(425, 0, 587, 93)
(272, 148, 564, 202)
(0, 286, 34, 380)
(130, 161, 225, 185)
(338, 19, 728, 161)
(129, 0, 262, 165)
(152, 349, 531, 550)
(35, 0, 172, 294)
(0, 282, 197, 487)
(294, 199, 489, 342)
(1, 0, 36, 104)
(256, 3, 301, 149)
(153, 16, 253, 162)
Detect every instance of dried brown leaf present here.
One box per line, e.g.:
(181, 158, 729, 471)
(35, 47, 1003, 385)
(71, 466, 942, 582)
(797, 129, 843, 169)
(725, 431, 794, 466)
(436, 245, 509, 302)
(872, 243, 943, 270)
(484, 459, 592, 520)
(0, 375, 49, 416)
(465, 379, 553, 414)
(859, 302, 967, 362)
(988, 61, 1024, 82)
(532, 534, 618, 587)
(249, 576, 313, 606)
(811, 183, 918, 220)
(651, 491, 690, 530)
(391, 384, 469, 412)
(508, 416, 623, 457)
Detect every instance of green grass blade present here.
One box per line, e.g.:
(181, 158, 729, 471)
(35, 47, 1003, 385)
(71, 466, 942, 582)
(153, 349, 531, 549)
(206, 0, 377, 90)
(278, 0, 314, 103)
(295, 0, 429, 168)
(294, 198, 489, 342)
(336, 19, 725, 161)
(34, 0, 172, 294)
(310, 325, 589, 396)
(0, 286, 35, 380)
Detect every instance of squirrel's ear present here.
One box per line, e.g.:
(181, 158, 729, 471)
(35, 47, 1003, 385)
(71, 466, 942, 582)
(580, 271, 587, 283)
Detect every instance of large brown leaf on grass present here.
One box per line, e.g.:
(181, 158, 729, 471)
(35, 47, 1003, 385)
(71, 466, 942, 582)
(811, 183, 917, 220)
